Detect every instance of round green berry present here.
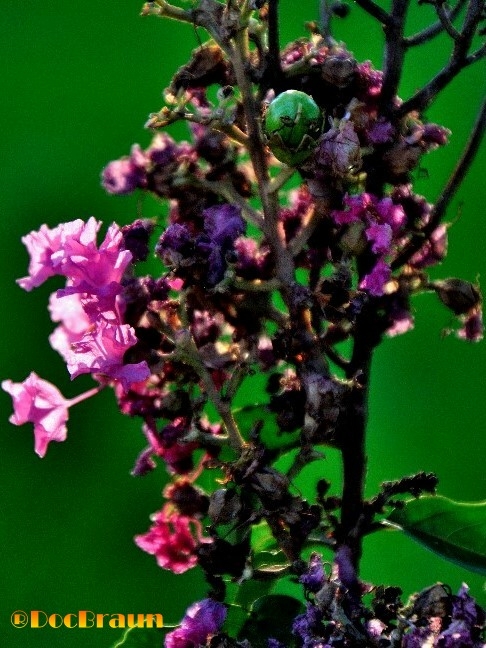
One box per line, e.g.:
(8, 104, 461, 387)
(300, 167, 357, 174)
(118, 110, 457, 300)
(263, 90, 322, 166)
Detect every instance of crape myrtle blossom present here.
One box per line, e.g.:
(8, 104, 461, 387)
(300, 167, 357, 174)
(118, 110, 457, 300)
(17, 217, 132, 294)
(135, 503, 213, 574)
(331, 193, 406, 296)
(1, 372, 100, 457)
(16, 217, 150, 388)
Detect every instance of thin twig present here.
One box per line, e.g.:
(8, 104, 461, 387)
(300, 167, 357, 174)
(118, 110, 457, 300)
(392, 95, 486, 269)
(352, 0, 392, 25)
(267, 0, 284, 83)
(436, 2, 463, 40)
(405, 0, 467, 47)
(380, 0, 410, 115)
(397, 0, 485, 116)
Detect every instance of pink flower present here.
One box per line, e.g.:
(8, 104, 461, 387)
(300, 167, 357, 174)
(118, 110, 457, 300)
(48, 292, 91, 362)
(68, 319, 150, 390)
(17, 219, 133, 303)
(457, 306, 484, 342)
(17, 219, 97, 291)
(2, 373, 99, 457)
(56, 221, 133, 296)
(135, 507, 211, 574)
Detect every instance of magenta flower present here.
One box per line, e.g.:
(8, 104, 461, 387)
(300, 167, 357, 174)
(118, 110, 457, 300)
(2, 372, 99, 457)
(165, 599, 227, 648)
(135, 506, 211, 574)
(68, 319, 150, 390)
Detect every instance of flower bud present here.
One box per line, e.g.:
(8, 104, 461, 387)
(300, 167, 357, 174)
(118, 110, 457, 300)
(208, 488, 242, 525)
(433, 278, 481, 315)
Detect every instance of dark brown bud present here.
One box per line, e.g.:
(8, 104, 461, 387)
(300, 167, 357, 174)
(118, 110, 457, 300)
(170, 44, 230, 93)
(165, 480, 209, 517)
(251, 468, 289, 501)
(321, 51, 357, 88)
(433, 278, 481, 315)
(208, 488, 242, 525)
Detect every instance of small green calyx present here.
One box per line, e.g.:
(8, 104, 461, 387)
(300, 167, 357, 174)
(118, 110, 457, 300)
(263, 90, 322, 167)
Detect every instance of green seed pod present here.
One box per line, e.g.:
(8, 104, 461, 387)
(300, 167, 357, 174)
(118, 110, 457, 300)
(263, 90, 322, 167)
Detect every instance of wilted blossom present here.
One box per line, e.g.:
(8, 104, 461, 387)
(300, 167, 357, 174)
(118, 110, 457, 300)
(165, 599, 227, 648)
(1, 372, 99, 457)
(138, 417, 201, 475)
(410, 225, 448, 269)
(316, 120, 362, 176)
(157, 204, 245, 286)
(457, 306, 484, 342)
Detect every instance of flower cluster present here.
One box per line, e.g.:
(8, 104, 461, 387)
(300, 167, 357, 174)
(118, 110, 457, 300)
(3, 0, 486, 646)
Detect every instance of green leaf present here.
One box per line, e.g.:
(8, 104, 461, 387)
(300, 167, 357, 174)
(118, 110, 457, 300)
(251, 520, 278, 553)
(234, 405, 300, 450)
(238, 594, 304, 648)
(387, 496, 486, 575)
(111, 625, 169, 648)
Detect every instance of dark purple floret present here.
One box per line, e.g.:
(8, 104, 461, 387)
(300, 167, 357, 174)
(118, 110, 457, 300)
(300, 553, 325, 593)
(121, 219, 154, 262)
(165, 599, 227, 648)
(203, 204, 246, 247)
(156, 223, 194, 267)
(268, 639, 286, 648)
(201, 204, 246, 286)
(292, 603, 324, 644)
(402, 626, 430, 648)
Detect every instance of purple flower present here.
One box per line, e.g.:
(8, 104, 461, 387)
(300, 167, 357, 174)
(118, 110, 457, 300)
(365, 222, 393, 254)
(156, 223, 194, 268)
(299, 553, 325, 593)
(359, 259, 391, 296)
(203, 204, 245, 247)
(292, 602, 323, 644)
(366, 119, 395, 145)
(165, 599, 227, 648)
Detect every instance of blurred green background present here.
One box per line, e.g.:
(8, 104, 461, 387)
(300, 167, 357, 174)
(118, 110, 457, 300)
(0, 1, 485, 646)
